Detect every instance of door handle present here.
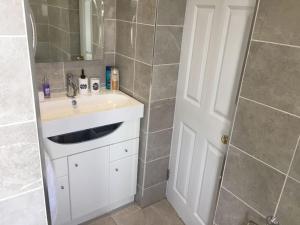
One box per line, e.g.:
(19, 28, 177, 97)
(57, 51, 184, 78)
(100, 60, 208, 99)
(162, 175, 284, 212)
(221, 135, 229, 145)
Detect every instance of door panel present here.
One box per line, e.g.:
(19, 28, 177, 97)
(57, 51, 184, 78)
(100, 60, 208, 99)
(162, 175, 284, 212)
(167, 0, 256, 225)
(68, 147, 109, 220)
(195, 143, 224, 224)
(185, 5, 215, 106)
(109, 155, 138, 203)
(212, 2, 255, 120)
(174, 123, 196, 201)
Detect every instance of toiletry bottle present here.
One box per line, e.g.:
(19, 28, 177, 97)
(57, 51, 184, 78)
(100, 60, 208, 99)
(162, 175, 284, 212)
(90, 78, 100, 94)
(43, 75, 51, 98)
(78, 69, 88, 95)
(105, 66, 111, 89)
(111, 67, 120, 91)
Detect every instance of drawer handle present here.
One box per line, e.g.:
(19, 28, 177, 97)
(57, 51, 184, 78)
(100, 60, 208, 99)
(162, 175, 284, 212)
(75, 163, 79, 167)
(115, 168, 119, 172)
(61, 186, 64, 190)
(124, 149, 128, 153)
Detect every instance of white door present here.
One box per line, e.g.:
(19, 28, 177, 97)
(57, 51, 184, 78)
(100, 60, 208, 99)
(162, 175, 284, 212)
(68, 147, 109, 220)
(167, 0, 256, 225)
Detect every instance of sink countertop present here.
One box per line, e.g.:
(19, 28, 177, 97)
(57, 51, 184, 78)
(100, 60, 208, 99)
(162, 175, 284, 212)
(39, 90, 144, 137)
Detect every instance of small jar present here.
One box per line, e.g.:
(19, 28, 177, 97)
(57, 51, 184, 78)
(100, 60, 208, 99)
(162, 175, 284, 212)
(90, 78, 100, 94)
(111, 68, 119, 91)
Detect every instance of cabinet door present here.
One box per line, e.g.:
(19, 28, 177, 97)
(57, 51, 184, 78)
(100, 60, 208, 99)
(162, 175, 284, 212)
(55, 176, 71, 225)
(68, 147, 109, 219)
(109, 155, 138, 203)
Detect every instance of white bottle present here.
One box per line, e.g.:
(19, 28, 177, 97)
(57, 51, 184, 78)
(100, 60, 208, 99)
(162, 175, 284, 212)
(90, 78, 100, 94)
(78, 69, 88, 95)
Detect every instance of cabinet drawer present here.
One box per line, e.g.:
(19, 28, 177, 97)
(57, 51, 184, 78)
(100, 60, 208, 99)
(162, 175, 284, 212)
(53, 157, 68, 178)
(55, 176, 71, 225)
(109, 155, 138, 203)
(110, 139, 139, 162)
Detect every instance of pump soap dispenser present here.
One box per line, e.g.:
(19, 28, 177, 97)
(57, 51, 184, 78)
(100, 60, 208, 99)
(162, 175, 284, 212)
(78, 69, 88, 95)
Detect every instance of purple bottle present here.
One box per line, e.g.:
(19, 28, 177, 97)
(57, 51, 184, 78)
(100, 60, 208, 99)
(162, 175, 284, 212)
(43, 75, 51, 98)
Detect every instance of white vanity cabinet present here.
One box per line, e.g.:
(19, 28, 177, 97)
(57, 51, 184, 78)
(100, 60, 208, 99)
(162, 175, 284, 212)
(109, 139, 139, 204)
(52, 137, 139, 225)
(52, 158, 71, 225)
(55, 176, 71, 225)
(40, 91, 144, 225)
(68, 146, 110, 220)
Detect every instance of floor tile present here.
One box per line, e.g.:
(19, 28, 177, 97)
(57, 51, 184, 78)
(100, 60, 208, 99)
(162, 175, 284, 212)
(83, 200, 184, 225)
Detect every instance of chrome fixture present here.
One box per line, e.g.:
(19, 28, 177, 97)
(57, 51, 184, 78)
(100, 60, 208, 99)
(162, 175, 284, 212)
(266, 216, 280, 225)
(66, 73, 77, 98)
(72, 99, 77, 107)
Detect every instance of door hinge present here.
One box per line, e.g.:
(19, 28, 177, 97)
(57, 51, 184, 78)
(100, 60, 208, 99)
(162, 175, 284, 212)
(166, 169, 170, 180)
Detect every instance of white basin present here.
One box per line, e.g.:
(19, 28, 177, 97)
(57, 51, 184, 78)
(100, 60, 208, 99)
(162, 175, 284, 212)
(39, 90, 144, 137)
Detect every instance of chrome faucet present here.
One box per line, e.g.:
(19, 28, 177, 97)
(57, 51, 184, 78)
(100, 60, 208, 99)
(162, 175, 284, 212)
(66, 73, 77, 98)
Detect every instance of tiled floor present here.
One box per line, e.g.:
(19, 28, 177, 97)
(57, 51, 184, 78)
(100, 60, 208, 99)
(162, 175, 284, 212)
(81, 199, 185, 225)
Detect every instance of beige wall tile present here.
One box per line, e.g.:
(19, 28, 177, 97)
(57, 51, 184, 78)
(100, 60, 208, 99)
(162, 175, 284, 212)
(253, 0, 300, 46)
(215, 188, 266, 225)
(276, 178, 300, 225)
(232, 98, 300, 172)
(223, 146, 285, 216)
(241, 42, 300, 116)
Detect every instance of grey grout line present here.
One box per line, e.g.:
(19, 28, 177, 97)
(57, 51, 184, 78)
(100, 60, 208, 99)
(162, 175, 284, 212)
(104, 51, 115, 54)
(153, 62, 180, 66)
(115, 53, 180, 68)
(221, 186, 266, 219)
(137, 22, 155, 26)
(115, 52, 153, 67)
(157, 24, 184, 27)
(116, 18, 155, 27)
(274, 135, 300, 216)
(151, 97, 176, 103)
(230, 144, 286, 176)
(252, 39, 300, 49)
(132, 0, 139, 102)
(148, 127, 173, 134)
(240, 96, 300, 119)
(119, 86, 133, 95)
(0, 185, 43, 202)
(115, 18, 183, 28)
(288, 175, 300, 184)
(0, 35, 26, 38)
(47, 4, 79, 11)
(0, 119, 36, 128)
(213, 0, 261, 220)
(138, 0, 153, 194)
(48, 24, 79, 34)
(140, 154, 170, 164)
(104, 18, 117, 21)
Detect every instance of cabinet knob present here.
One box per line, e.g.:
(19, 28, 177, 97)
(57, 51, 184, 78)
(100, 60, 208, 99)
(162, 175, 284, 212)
(115, 168, 119, 172)
(75, 163, 79, 167)
(124, 149, 128, 153)
(61, 186, 64, 190)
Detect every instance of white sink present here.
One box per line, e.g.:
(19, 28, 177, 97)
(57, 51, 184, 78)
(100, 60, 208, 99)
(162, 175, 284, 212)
(39, 90, 144, 137)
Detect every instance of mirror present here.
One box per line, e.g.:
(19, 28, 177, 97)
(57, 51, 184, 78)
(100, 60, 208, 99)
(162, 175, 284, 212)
(29, 0, 104, 63)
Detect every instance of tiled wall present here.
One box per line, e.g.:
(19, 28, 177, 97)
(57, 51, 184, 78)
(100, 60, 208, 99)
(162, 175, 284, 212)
(214, 1, 300, 225)
(0, 1, 48, 224)
(114, 0, 186, 206)
(34, 0, 116, 92)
